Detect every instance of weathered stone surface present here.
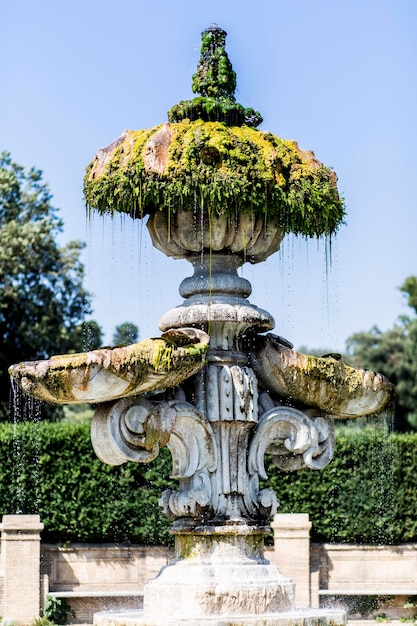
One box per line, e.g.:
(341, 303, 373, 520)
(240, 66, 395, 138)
(249, 406, 335, 473)
(142, 528, 295, 620)
(91, 396, 178, 466)
(250, 333, 395, 418)
(159, 253, 275, 334)
(143, 123, 174, 175)
(147, 207, 285, 263)
(9, 328, 209, 404)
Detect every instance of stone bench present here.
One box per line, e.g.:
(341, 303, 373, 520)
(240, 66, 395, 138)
(47, 590, 144, 623)
(48, 591, 144, 598)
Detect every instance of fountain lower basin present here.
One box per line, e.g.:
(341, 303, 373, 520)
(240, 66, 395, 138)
(92, 526, 346, 626)
(94, 608, 346, 626)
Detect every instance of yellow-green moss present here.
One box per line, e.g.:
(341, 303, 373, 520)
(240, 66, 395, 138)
(84, 120, 345, 238)
(280, 353, 393, 416)
(9, 336, 209, 404)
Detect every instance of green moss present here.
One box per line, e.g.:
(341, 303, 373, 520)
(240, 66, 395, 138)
(191, 25, 236, 100)
(10, 337, 208, 404)
(84, 25, 344, 237)
(84, 120, 344, 238)
(168, 97, 263, 128)
(167, 24, 262, 127)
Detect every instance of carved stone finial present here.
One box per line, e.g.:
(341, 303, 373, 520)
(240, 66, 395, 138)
(192, 24, 236, 100)
(167, 24, 263, 127)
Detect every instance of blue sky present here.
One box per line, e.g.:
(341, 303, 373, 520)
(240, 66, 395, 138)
(1, 0, 416, 352)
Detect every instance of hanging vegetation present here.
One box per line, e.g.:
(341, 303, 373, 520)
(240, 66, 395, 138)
(84, 119, 344, 238)
(84, 24, 345, 239)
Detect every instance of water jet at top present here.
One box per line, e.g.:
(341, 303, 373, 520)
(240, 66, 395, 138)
(10, 24, 394, 626)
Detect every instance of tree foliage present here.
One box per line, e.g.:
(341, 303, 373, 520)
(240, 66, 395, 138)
(112, 322, 139, 347)
(71, 320, 103, 353)
(0, 152, 92, 418)
(400, 276, 417, 314)
(346, 276, 417, 431)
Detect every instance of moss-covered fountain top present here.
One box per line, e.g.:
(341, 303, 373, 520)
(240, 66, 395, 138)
(84, 23, 344, 243)
(9, 25, 393, 626)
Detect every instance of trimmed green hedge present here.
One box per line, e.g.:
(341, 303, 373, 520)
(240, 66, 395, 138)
(0, 422, 175, 545)
(0, 422, 415, 545)
(265, 428, 417, 545)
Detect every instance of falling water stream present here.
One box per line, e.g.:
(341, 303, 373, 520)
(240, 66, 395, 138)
(10, 380, 42, 515)
(243, 233, 341, 353)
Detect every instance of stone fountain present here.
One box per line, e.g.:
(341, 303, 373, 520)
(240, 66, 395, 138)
(10, 25, 394, 626)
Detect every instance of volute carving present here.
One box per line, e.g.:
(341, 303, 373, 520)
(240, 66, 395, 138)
(91, 396, 177, 465)
(248, 405, 335, 477)
(160, 401, 217, 522)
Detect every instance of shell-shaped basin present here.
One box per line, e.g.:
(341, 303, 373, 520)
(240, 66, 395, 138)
(250, 334, 395, 418)
(9, 329, 209, 405)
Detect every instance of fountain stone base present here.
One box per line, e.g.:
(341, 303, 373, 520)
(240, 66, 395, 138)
(90, 251, 348, 626)
(93, 526, 346, 626)
(94, 609, 346, 626)
(145, 526, 294, 617)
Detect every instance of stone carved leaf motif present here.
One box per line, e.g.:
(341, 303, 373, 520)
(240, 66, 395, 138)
(159, 401, 217, 521)
(166, 401, 217, 479)
(248, 406, 335, 477)
(91, 396, 177, 466)
(302, 415, 335, 470)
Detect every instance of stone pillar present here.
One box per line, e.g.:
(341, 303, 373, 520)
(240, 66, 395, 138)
(0, 514, 44, 624)
(271, 513, 312, 608)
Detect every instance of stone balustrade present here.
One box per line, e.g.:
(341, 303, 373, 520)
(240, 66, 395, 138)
(0, 514, 416, 624)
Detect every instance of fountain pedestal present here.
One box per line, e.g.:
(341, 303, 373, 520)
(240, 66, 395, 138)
(94, 531, 344, 626)
(94, 530, 344, 626)
(93, 250, 346, 626)
(144, 527, 294, 619)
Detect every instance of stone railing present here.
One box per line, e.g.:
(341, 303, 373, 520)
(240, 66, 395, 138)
(269, 515, 417, 618)
(41, 543, 171, 623)
(1, 514, 416, 624)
